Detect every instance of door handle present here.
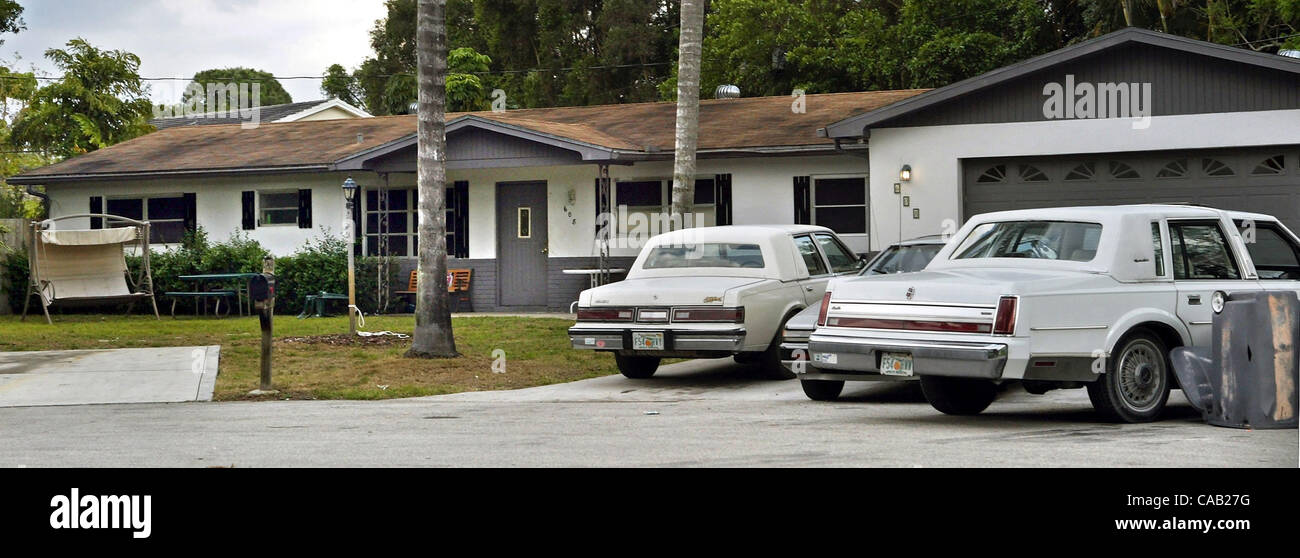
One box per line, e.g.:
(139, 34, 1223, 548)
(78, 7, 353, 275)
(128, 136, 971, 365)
(1187, 294, 1201, 305)
(541, 248, 548, 254)
(805, 286, 815, 292)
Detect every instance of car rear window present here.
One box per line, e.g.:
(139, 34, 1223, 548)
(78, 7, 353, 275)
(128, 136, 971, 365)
(643, 243, 765, 269)
(868, 244, 942, 274)
(953, 221, 1102, 261)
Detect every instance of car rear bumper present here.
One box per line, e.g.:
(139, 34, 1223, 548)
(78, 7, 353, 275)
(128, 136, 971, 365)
(806, 333, 1009, 380)
(569, 326, 747, 353)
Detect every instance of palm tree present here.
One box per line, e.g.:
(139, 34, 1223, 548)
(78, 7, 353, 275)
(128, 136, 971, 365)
(669, 0, 706, 226)
(406, 0, 459, 359)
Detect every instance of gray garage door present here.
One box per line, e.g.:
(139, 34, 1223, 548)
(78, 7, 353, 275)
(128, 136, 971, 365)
(963, 146, 1300, 232)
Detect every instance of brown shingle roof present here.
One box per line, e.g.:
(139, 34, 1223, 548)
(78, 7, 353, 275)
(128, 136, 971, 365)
(14, 89, 926, 182)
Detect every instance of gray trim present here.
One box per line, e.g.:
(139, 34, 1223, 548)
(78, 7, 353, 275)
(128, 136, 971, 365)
(826, 27, 1300, 138)
(7, 164, 332, 185)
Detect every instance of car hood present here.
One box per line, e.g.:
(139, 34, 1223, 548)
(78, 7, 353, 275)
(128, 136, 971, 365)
(830, 267, 1107, 305)
(582, 276, 770, 307)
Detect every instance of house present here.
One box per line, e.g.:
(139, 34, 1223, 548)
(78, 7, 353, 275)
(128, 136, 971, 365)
(11, 28, 1300, 312)
(150, 98, 372, 129)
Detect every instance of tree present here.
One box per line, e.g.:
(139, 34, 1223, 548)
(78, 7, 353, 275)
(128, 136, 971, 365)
(669, 0, 705, 223)
(181, 67, 293, 112)
(8, 39, 154, 159)
(0, 0, 23, 44)
(321, 63, 362, 107)
(406, 0, 458, 359)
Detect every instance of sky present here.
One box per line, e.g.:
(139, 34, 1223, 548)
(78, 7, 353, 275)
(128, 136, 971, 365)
(0, 0, 389, 105)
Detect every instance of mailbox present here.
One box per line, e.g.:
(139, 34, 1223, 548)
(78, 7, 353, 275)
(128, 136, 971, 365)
(249, 274, 275, 302)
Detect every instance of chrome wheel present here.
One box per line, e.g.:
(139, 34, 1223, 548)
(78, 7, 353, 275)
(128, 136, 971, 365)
(1115, 339, 1166, 413)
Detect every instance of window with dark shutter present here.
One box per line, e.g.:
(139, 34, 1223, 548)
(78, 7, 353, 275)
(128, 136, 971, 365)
(183, 193, 197, 234)
(714, 173, 732, 226)
(241, 191, 256, 230)
(793, 176, 811, 225)
(89, 196, 103, 229)
(297, 189, 312, 229)
(452, 180, 469, 258)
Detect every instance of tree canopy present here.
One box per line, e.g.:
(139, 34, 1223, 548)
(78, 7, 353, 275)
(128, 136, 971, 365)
(181, 67, 293, 112)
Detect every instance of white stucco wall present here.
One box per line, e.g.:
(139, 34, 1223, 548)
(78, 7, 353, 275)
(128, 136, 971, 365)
(867, 108, 1300, 250)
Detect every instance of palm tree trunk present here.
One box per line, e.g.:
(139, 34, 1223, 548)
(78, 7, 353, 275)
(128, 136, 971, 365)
(669, 0, 705, 227)
(407, 0, 458, 359)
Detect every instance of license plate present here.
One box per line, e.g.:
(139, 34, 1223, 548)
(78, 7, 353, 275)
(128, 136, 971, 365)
(879, 352, 914, 376)
(632, 332, 665, 351)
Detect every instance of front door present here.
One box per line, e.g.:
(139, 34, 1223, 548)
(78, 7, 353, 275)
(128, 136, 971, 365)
(497, 181, 548, 307)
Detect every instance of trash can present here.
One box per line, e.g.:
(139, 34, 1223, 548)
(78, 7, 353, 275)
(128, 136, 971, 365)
(1171, 290, 1298, 429)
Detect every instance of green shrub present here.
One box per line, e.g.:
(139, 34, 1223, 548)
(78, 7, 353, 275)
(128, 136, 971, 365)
(2, 249, 29, 313)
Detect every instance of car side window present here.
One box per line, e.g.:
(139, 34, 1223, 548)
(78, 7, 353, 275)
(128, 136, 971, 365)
(813, 233, 858, 273)
(793, 235, 828, 276)
(1151, 222, 1165, 277)
(1238, 222, 1300, 280)
(1169, 221, 1241, 280)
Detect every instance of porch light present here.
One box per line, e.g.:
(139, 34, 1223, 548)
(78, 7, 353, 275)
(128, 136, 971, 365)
(899, 165, 912, 182)
(342, 177, 359, 203)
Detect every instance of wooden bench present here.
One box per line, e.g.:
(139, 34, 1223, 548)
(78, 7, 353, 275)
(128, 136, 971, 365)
(395, 269, 472, 312)
(164, 291, 237, 318)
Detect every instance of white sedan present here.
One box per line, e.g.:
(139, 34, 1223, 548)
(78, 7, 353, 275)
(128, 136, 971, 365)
(570, 225, 865, 379)
(807, 205, 1300, 422)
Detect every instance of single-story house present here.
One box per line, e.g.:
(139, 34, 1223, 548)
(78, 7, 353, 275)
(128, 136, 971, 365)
(11, 28, 1300, 311)
(150, 98, 372, 129)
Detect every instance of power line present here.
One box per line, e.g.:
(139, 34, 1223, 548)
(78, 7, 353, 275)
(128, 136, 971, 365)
(0, 61, 675, 83)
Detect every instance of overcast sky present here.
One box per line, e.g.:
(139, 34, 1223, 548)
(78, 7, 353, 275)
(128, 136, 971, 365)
(1, 0, 389, 105)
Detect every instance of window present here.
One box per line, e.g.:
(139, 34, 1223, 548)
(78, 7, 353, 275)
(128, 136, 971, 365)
(259, 191, 298, 225)
(1169, 222, 1240, 280)
(1202, 158, 1234, 177)
(615, 178, 716, 228)
(814, 233, 859, 273)
(793, 235, 828, 275)
(953, 221, 1102, 261)
(517, 207, 532, 238)
(976, 165, 1007, 183)
(1064, 162, 1096, 181)
(812, 177, 867, 234)
(106, 195, 187, 244)
(363, 186, 462, 257)
(1156, 159, 1188, 178)
(1251, 155, 1286, 176)
(1108, 161, 1141, 180)
(1236, 222, 1300, 280)
(867, 244, 943, 275)
(1018, 165, 1048, 182)
(643, 243, 764, 269)
(1151, 223, 1165, 277)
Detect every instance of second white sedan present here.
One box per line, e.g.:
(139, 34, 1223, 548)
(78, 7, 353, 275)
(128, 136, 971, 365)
(569, 225, 864, 379)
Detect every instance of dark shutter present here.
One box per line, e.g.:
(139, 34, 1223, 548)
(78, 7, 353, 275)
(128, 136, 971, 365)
(89, 196, 103, 229)
(595, 176, 611, 238)
(714, 173, 732, 226)
(297, 188, 313, 229)
(241, 191, 256, 230)
(183, 193, 197, 233)
(793, 176, 811, 225)
(351, 187, 363, 256)
(453, 180, 469, 258)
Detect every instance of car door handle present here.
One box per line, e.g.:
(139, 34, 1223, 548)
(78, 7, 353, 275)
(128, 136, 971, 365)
(1187, 294, 1201, 305)
(805, 286, 815, 292)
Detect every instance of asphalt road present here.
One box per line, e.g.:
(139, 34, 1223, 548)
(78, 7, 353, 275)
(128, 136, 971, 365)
(1, 358, 1294, 467)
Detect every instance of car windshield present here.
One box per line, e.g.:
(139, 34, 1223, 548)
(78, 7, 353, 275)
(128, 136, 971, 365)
(642, 243, 766, 269)
(953, 221, 1102, 262)
(866, 244, 942, 274)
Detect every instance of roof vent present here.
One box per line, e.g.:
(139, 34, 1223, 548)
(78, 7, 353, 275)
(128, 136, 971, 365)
(356, 133, 365, 144)
(1280, 49, 1300, 59)
(714, 84, 740, 99)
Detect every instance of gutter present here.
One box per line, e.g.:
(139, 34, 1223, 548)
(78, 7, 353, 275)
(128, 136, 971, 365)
(7, 164, 333, 185)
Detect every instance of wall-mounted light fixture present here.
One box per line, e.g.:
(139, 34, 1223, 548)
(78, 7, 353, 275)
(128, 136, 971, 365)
(899, 164, 912, 182)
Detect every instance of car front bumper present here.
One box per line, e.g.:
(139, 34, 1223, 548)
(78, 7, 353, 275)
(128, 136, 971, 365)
(569, 325, 747, 353)
(806, 333, 1010, 380)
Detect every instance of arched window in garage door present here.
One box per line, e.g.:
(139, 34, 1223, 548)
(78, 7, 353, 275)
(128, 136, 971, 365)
(1108, 161, 1142, 180)
(1019, 165, 1049, 182)
(1251, 155, 1286, 176)
(1201, 158, 1235, 177)
(976, 164, 1007, 183)
(1156, 159, 1189, 178)
(1064, 162, 1096, 181)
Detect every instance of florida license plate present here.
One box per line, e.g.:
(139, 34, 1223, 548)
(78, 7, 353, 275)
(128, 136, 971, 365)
(632, 332, 665, 351)
(879, 352, 914, 376)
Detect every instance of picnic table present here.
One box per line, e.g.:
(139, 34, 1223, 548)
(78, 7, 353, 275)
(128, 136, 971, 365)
(177, 272, 263, 316)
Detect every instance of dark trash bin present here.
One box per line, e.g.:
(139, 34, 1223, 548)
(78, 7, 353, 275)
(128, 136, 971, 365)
(1171, 291, 1298, 429)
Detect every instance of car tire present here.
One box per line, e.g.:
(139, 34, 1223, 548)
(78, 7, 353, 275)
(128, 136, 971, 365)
(615, 354, 660, 379)
(756, 312, 800, 380)
(801, 379, 844, 401)
(920, 376, 998, 415)
(1086, 331, 1171, 423)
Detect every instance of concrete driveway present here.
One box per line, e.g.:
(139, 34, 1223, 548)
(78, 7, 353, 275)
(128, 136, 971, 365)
(0, 357, 1293, 467)
(0, 346, 219, 407)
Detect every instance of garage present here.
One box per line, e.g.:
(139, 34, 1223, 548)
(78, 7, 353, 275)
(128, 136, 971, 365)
(963, 147, 1300, 231)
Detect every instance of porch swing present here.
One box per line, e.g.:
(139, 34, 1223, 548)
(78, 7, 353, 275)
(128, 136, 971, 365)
(21, 214, 160, 324)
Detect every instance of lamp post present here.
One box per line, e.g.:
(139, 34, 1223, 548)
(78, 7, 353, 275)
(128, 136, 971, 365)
(342, 177, 359, 336)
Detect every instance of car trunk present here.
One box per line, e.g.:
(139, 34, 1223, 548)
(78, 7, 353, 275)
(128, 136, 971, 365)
(587, 277, 767, 307)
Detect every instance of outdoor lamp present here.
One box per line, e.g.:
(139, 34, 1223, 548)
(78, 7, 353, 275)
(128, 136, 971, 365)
(899, 165, 912, 182)
(342, 177, 359, 203)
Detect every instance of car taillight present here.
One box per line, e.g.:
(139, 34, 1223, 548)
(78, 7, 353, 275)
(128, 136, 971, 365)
(817, 291, 832, 326)
(993, 296, 1018, 335)
(672, 307, 744, 323)
(576, 307, 635, 322)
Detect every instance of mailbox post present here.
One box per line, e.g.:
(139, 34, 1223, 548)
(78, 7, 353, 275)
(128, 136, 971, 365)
(248, 257, 277, 395)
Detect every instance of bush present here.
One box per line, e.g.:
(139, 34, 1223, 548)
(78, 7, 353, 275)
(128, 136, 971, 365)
(3, 249, 29, 313)
(274, 234, 347, 314)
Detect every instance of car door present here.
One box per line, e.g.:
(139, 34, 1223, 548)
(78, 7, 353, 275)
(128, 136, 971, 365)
(1168, 219, 1263, 346)
(1236, 219, 1300, 297)
(791, 234, 833, 305)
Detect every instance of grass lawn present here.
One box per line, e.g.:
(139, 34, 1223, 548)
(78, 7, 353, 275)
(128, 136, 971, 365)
(0, 313, 617, 401)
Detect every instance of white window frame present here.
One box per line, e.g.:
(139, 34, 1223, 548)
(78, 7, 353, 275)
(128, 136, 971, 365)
(258, 189, 299, 227)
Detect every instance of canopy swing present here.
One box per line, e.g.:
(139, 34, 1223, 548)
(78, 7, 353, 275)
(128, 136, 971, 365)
(21, 214, 160, 324)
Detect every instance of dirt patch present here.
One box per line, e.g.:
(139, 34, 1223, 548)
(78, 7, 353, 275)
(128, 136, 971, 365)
(280, 333, 411, 347)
